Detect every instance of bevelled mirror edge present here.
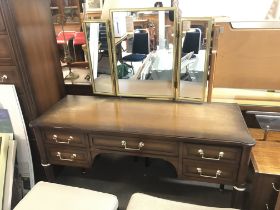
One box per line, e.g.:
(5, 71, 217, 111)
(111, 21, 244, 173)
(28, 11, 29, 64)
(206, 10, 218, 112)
(83, 19, 116, 95)
(176, 17, 213, 102)
(109, 7, 178, 99)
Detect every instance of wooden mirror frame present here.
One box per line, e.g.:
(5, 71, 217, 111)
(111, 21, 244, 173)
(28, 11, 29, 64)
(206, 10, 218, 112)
(83, 20, 116, 95)
(109, 7, 178, 99)
(176, 17, 213, 102)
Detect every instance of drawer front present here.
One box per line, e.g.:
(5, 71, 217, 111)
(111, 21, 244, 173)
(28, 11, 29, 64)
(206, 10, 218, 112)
(183, 143, 241, 164)
(47, 146, 91, 167)
(0, 10, 5, 32)
(44, 130, 88, 148)
(92, 136, 178, 156)
(249, 175, 280, 210)
(182, 159, 238, 184)
(0, 35, 14, 65)
(0, 66, 22, 88)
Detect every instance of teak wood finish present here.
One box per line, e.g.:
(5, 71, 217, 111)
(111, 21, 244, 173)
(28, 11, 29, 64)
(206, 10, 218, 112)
(30, 95, 255, 208)
(249, 141, 280, 210)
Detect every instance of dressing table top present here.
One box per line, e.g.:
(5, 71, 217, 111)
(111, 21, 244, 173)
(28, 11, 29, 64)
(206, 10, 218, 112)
(30, 95, 255, 146)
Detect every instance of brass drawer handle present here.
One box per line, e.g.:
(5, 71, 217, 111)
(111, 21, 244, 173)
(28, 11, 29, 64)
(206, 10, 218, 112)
(121, 140, 144, 151)
(1, 74, 8, 82)
(198, 149, 224, 160)
(197, 168, 222, 179)
(272, 183, 280, 192)
(52, 134, 73, 144)
(56, 152, 77, 161)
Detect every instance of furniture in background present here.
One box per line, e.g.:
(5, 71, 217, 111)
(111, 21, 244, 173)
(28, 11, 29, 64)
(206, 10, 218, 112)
(50, 0, 81, 35)
(0, 0, 65, 180)
(248, 141, 280, 210)
(73, 32, 86, 61)
(13, 181, 118, 210)
(126, 193, 237, 210)
(0, 109, 17, 210)
(30, 95, 255, 209)
(208, 21, 280, 111)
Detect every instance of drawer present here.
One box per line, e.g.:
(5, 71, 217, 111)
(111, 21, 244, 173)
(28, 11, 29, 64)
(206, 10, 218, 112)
(0, 35, 15, 65)
(44, 130, 88, 148)
(46, 146, 91, 167)
(182, 159, 238, 185)
(249, 175, 280, 210)
(0, 10, 5, 32)
(183, 143, 241, 164)
(0, 66, 22, 88)
(92, 135, 178, 156)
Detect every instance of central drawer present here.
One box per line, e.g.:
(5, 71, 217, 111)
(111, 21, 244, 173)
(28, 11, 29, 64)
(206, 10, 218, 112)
(91, 135, 179, 156)
(183, 143, 241, 164)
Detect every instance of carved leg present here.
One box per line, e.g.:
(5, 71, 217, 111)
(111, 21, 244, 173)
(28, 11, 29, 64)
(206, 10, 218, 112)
(231, 185, 246, 209)
(41, 163, 55, 182)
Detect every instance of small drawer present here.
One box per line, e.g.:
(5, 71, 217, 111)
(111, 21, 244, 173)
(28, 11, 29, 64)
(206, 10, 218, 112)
(92, 135, 178, 156)
(44, 130, 88, 148)
(0, 35, 15, 65)
(0, 66, 22, 88)
(182, 159, 238, 185)
(47, 146, 91, 167)
(183, 143, 241, 164)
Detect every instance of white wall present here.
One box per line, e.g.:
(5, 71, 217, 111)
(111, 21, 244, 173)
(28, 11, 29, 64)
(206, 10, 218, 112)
(178, 0, 274, 20)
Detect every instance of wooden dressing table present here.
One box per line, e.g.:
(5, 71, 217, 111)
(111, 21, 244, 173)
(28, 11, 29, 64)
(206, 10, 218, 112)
(30, 95, 255, 208)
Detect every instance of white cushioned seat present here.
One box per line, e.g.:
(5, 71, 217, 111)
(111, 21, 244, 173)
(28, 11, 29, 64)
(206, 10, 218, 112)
(13, 181, 118, 210)
(127, 193, 237, 210)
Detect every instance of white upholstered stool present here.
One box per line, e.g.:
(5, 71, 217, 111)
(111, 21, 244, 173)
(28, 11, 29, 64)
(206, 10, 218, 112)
(126, 193, 237, 210)
(13, 181, 118, 210)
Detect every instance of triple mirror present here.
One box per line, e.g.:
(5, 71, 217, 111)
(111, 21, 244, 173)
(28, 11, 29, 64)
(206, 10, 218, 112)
(84, 9, 212, 102)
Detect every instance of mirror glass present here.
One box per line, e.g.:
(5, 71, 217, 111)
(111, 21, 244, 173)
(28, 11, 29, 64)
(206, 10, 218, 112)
(84, 21, 114, 94)
(111, 8, 176, 98)
(178, 18, 212, 101)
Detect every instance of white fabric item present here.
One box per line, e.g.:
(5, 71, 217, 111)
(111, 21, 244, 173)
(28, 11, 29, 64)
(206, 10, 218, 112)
(126, 193, 238, 210)
(13, 181, 118, 210)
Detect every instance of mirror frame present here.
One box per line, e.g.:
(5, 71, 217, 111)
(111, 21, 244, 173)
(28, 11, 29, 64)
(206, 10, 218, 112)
(109, 7, 178, 99)
(176, 17, 213, 102)
(83, 19, 116, 95)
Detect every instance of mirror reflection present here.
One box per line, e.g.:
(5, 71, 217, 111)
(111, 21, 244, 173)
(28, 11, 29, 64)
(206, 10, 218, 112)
(178, 18, 212, 101)
(84, 21, 114, 94)
(111, 8, 176, 97)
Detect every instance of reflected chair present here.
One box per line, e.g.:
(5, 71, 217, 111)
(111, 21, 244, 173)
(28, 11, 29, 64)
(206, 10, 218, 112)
(98, 23, 109, 62)
(182, 28, 201, 55)
(122, 31, 150, 74)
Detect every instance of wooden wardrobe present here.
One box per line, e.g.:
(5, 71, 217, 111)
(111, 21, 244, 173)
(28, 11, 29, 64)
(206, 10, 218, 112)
(0, 0, 65, 179)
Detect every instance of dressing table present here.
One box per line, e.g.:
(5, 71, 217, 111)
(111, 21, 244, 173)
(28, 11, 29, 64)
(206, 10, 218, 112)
(30, 95, 255, 208)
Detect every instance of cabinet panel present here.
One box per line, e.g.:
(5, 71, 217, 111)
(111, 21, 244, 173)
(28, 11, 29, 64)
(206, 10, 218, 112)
(92, 135, 179, 156)
(0, 35, 14, 65)
(249, 174, 280, 210)
(0, 66, 22, 90)
(0, 9, 5, 32)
